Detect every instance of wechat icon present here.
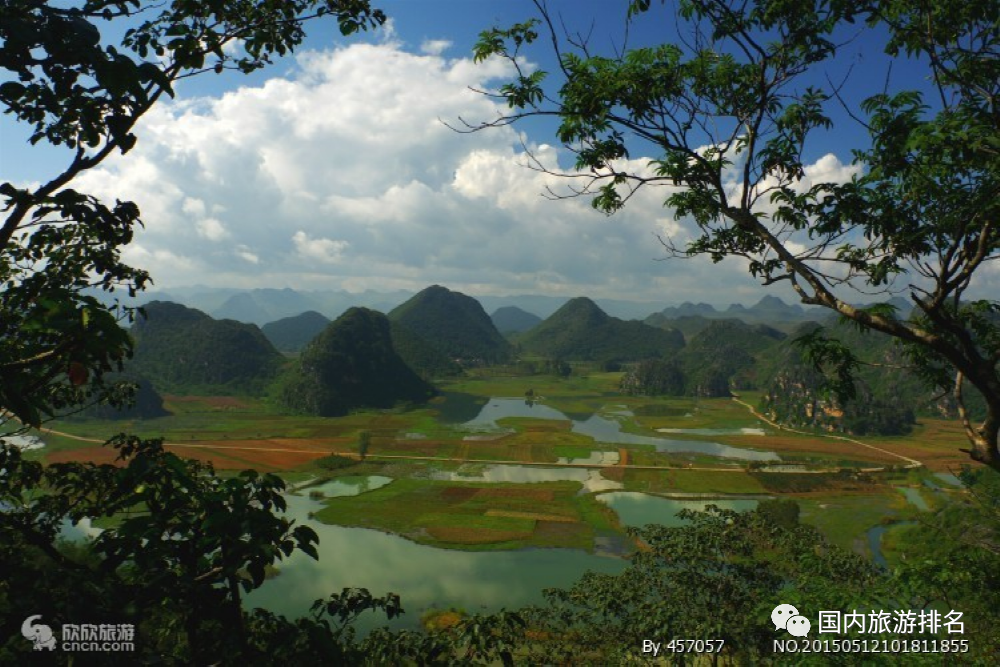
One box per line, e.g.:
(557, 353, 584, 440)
(772, 604, 810, 637)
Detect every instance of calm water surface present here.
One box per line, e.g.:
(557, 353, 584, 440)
(303, 475, 393, 497)
(598, 492, 759, 528)
(244, 491, 625, 632)
(866, 521, 917, 568)
(447, 397, 779, 462)
(933, 472, 963, 487)
(897, 487, 929, 511)
(430, 464, 622, 493)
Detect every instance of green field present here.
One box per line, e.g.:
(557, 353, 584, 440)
(617, 468, 768, 494)
(798, 492, 912, 553)
(34, 371, 975, 561)
(313, 478, 620, 551)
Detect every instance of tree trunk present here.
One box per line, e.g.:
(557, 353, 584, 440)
(228, 574, 246, 653)
(970, 409, 1000, 469)
(955, 371, 1000, 468)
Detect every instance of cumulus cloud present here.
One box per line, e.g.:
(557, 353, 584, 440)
(420, 39, 452, 56)
(293, 231, 349, 264)
(196, 217, 229, 241)
(70, 40, 869, 304)
(235, 245, 260, 264)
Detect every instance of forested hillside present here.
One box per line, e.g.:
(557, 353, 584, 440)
(621, 319, 784, 397)
(643, 313, 717, 340)
(130, 301, 284, 395)
(388, 285, 512, 364)
(519, 297, 684, 363)
(622, 314, 984, 436)
(679, 320, 785, 396)
(275, 308, 435, 416)
(389, 321, 463, 380)
(757, 319, 985, 435)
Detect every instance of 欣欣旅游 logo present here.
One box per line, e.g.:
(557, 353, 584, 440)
(21, 615, 57, 651)
(772, 604, 811, 637)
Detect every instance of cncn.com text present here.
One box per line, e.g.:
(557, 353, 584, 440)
(62, 641, 135, 652)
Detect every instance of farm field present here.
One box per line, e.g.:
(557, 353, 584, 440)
(32, 371, 975, 555)
(312, 478, 619, 551)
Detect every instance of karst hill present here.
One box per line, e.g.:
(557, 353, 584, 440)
(275, 307, 435, 417)
(518, 297, 685, 363)
(388, 285, 512, 365)
(130, 301, 284, 395)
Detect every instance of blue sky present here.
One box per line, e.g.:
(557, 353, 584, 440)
(4, 0, 983, 306)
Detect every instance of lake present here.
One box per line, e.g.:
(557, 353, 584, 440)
(54, 477, 628, 632)
(597, 492, 759, 528)
(429, 463, 623, 493)
(302, 475, 394, 497)
(244, 491, 625, 632)
(657, 427, 766, 436)
(444, 397, 779, 462)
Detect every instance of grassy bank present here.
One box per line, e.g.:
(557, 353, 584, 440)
(313, 478, 622, 551)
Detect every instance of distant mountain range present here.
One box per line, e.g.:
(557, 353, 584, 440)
(650, 295, 818, 323)
(87, 284, 917, 333)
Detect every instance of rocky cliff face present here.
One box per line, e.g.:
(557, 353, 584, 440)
(762, 367, 916, 436)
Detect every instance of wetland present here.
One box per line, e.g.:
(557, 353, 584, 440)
(36, 371, 971, 629)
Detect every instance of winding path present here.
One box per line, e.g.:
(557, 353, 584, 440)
(729, 395, 922, 469)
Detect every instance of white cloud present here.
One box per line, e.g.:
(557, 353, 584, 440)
(803, 153, 861, 185)
(68, 40, 874, 305)
(122, 245, 200, 277)
(293, 231, 349, 264)
(196, 217, 229, 241)
(420, 39, 452, 56)
(235, 245, 259, 264)
(182, 197, 206, 217)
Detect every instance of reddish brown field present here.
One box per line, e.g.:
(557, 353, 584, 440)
(48, 437, 350, 471)
(162, 447, 267, 469)
(874, 420, 982, 471)
(175, 448, 327, 470)
(46, 446, 125, 466)
(719, 418, 977, 471)
(440, 486, 479, 501)
(719, 434, 900, 463)
(164, 438, 346, 469)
